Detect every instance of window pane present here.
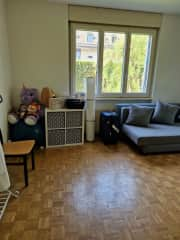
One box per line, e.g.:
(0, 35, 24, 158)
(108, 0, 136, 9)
(102, 32, 126, 93)
(127, 34, 152, 93)
(75, 30, 98, 92)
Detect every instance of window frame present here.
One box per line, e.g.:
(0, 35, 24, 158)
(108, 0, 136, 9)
(70, 23, 157, 99)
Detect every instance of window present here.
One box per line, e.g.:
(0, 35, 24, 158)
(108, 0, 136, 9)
(74, 30, 99, 92)
(76, 48, 81, 60)
(71, 23, 157, 98)
(87, 32, 96, 43)
(127, 34, 152, 94)
(102, 32, 126, 93)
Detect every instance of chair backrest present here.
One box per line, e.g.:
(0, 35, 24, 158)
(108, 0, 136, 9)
(0, 129, 3, 144)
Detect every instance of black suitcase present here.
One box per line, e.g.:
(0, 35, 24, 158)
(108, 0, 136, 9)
(100, 112, 120, 144)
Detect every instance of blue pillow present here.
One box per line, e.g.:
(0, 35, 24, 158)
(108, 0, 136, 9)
(126, 105, 153, 127)
(152, 101, 179, 125)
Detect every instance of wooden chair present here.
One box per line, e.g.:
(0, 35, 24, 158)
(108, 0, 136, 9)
(0, 129, 35, 187)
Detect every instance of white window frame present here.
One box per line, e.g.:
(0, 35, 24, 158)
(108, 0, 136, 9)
(70, 23, 157, 99)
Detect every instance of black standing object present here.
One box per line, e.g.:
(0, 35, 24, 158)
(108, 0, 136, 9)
(100, 112, 120, 144)
(0, 94, 3, 104)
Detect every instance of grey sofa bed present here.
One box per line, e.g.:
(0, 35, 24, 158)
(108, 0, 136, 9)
(116, 103, 180, 153)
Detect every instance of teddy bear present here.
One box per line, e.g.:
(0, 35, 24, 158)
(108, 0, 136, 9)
(8, 86, 44, 126)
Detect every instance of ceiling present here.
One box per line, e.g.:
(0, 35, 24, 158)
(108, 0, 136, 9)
(50, 0, 180, 14)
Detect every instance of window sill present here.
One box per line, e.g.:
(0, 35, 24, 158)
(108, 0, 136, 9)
(95, 97, 152, 101)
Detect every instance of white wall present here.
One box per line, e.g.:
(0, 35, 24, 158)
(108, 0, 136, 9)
(7, 0, 69, 106)
(7, 1, 180, 124)
(153, 15, 180, 102)
(0, 0, 12, 140)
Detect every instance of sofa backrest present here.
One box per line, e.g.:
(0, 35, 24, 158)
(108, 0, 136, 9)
(116, 103, 180, 124)
(116, 103, 155, 124)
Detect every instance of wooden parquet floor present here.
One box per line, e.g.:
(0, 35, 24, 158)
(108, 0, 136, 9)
(0, 141, 180, 240)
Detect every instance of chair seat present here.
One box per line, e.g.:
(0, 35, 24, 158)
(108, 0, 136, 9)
(3, 140, 35, 156)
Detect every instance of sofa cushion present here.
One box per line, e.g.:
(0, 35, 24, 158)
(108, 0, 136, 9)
(126, 105, 153, 127)
(152, 101, 179, 125)
(122, 123, 180, 146)
(121, 106, 155, 124)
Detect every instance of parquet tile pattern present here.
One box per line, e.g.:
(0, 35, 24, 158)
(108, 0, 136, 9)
(0, 141, 180, 240)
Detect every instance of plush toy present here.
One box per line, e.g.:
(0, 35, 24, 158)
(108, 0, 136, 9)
(21, 85, 39, 105)
(8, 86, 44, 126)
(24, 102, 41, 126)
(19, 104, 28, 119)
(8, 109, 19, 125)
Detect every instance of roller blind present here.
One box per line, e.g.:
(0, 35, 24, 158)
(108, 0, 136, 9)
(69, 5, 162, 28)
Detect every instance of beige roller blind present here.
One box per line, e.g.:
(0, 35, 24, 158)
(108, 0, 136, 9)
(69, 5, 162, 28)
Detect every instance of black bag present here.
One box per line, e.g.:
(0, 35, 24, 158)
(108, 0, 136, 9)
(100, 112, 120, 144)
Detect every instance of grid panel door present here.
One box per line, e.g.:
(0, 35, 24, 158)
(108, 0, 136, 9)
(48, 129, 65, 146)
(47, 112, 65, 129)
(66, 128, 82, 144)
(66, 111, 82, 128)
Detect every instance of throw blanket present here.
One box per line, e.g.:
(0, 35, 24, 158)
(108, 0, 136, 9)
(0, 143, 10, 192)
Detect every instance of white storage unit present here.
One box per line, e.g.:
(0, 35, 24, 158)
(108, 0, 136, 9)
(45, 108, 84, 148)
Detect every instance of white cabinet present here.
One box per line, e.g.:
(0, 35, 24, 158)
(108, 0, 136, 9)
(45, 108, 84, 148)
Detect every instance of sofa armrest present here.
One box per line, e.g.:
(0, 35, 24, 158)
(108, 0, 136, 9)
(121, 107, 130, 124)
